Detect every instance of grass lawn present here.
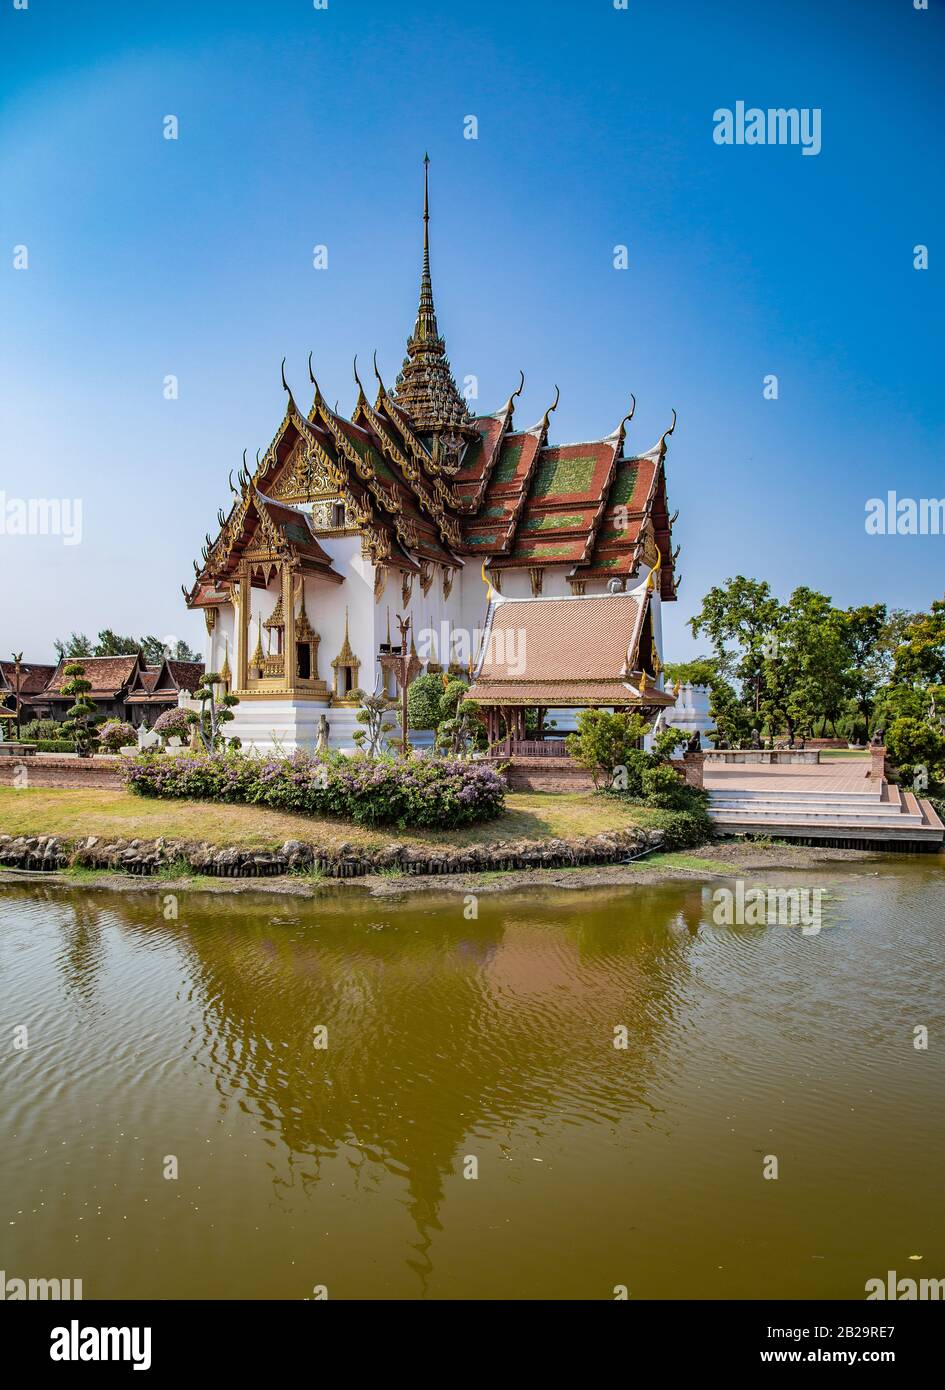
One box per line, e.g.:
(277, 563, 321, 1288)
(0, 786, 654, 853)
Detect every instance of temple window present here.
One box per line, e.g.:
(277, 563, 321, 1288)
(294, 593, 320, 684)
(331, 607, 361, 703)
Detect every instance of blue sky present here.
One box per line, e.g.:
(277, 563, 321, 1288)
(1, 0, 942, 661)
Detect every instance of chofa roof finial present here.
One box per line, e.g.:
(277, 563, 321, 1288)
(307, 351, 322, 401)
(614, 392, 636, 447)
(658, 408, 677, 456)
(539, 384, 560, 434)
(503, 370, 525, 416)
(281, 357, 296, 414)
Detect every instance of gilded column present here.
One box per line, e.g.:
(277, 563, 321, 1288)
(235, 566, 250, 692)
(283, 562, 297, 692)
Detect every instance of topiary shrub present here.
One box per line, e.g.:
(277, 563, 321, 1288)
(98, 719, 137, 752)
(406, 673, 444, 731)
(153, 706, 193, 743)
(60, 662, 100, 757)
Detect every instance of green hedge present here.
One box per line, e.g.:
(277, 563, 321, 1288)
(34, 740, 78, 753)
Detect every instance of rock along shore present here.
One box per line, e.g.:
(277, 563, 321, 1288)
(0, 826, 664, 881)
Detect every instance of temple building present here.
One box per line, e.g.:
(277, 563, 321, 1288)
(184, 162, 680, 751)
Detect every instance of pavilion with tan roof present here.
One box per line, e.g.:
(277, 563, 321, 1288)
(468, 576, 675, 745)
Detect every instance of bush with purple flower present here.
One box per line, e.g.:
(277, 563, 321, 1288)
(121, 749, 506, 829)
(98, 720, 137, 753)
(153, 707, 193, 743)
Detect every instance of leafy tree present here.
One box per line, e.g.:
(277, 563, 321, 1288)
(92, 629, 140, 656)
(893, 598, 945, 689)
(843, 604, 890, 742)
(885, 716, 945, 789)
(167, 638, 201, 662)
(53, 631, 201, 664)
(60, 662, 100, 756)
(662, 656, 720, 690)
(689, 576, 783, 718)
(775, 587, 852, 739)
(705, 673, 754, 747)
(566, 709, 652, 789)
(139, 635, 170, 665)
(54, 632, 94, 660)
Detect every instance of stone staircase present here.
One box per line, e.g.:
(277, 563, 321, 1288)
(705, 760, 944, 849)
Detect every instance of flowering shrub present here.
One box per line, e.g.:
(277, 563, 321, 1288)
(121, 749, 507, 829)
(154, 707, 193, 742)
(98, 720, 137, 752)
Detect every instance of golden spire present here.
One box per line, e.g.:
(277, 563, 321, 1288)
(390, 156, 474, 436)
(220, 636, 231, 684)
(415, 153, 437, 343)
(251, 616, 264, 667)
(334, 606, 356, 665)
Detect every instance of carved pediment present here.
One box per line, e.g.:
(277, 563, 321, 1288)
(271, 436, 340, 502)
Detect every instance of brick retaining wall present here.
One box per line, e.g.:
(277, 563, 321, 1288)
(0, 754, 124, 790)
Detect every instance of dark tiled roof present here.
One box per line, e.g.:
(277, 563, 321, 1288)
(0, 661, 57, 695)
(43, 655, 142, 698)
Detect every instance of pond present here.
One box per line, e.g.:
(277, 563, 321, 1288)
(1, 860, 943, 1299)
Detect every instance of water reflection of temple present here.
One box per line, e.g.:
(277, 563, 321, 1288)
(12, 879, 710, 1285)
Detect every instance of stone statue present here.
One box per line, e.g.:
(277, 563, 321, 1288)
(871, 728, 884, 747)
(687, 730, 701, 754)
(315, 713, 331, 755)
(750, 727, 761, 749)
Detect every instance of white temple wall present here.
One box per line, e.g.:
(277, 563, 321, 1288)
(206, 605, 236, 676)
(306, 535, 373, 693)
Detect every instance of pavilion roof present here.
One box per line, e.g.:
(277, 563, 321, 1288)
(467, 586, 675, 708)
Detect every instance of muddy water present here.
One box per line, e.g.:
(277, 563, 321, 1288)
(1, 861, 943, 1299)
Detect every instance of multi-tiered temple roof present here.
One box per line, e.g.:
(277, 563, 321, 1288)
(185, 165, 679, 610)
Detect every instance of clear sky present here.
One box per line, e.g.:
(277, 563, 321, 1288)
(1, 0, 942, 662)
